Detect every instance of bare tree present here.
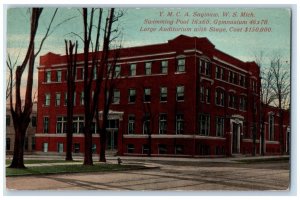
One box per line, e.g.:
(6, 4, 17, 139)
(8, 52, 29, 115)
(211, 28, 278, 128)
(270, 56, 290, 154)
(64, 40, 78, 161)
(6, 54, 18, 100)
(81, 8, 123, 165)
(9, 8, 58, 168)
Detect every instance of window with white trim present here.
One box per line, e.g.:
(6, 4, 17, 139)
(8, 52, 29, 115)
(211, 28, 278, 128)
(145, 62, 152, 75)
(228, 93, 237, 109)
(144, 88, 151, 102)
(113, 89, 120, 104)
(158, 144, 167, 154)
(239, 96, 247, 111)
(128, 89, 136, 103)
(142, 144, 149, 154)
(175, 145, 184, 154)
(161, 60, 168, 74)
(176, 86, 184, 101)
(159, 113, 167, 134)
(56, 116, 67, 134)
(127, 144, 135, 153)
(200, 59, 211, 76)
(177, 58, 185, 72)
(128, 115, 135, 134)
(55, 93, 61, 106)
(176, 114, 184, 134)
(45, 71, 51, 83)
(130, 64, 136, 76)
(45, 93, 51, 106)
(56, 70, 62, 82)
(216, 117, 224, 137)
(114, 65, 121, 77)
(143, 114, 150, 135)
(215, 89, 225, 106)
(73, 116, 84, 134)
(43, 117, 49, 133)
(199, 114, 210, 136)
(80, 91, 84, 105)
(160, 87, 167, 102)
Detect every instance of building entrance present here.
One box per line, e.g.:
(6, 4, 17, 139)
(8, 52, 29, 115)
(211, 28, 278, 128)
(232, 123, 239, 154)
(106, 119, 119, 150)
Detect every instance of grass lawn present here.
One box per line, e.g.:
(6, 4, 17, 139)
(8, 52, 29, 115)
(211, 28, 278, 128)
(6, 159, 80, 165)
(6, 163, 146, 177)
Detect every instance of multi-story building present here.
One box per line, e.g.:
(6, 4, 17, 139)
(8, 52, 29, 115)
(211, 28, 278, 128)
(6, 102, 37, 154)
(35, 35, 290, 157)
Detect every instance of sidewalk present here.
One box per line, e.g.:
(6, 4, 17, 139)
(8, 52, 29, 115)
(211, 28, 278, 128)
(5, 154, 289, 168)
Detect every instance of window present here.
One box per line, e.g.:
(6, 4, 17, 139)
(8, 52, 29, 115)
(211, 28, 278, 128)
(92, 144, 97, 153)
(175, 145, 184, 154)
(114, 65, 121, 77)
(127, 144, 135, 153)
(43, 143, 48, 152)
(45, 93, 50, 106)
(80, 91, 84, 105)
(77, 68, 83, 80)
(240, 75, 245, 87)
(56, 116, 67, 134)
(93, 67, 97, 79)
(91, 122, 97, 134)
(199, 114, 210, 135)
(64, 92, 68, 106)
(215, 89, 225, 106)
(200, 86, 210, 103)
(233, 72, 238, 84)
(143, 114, 150, 135)
(128, 89, 136, 103)
(74, 143, 80, 153)
(158, 144, 167, 154)
(160, 87, 167, 102)
(113, 89, 120, 104)
(228, 93, 237, 109)
(159, 114, 167, 134)
(145, 62, 152, 75)
(55, 93, 61, 106)
(176, 86, 184, 101)
(73, 116, 84, 134)
(216, 117, 224, 137)
(205, 88, 210, 103)
(176, 114, 184, 134)
(142, 144, 150, 155)
(228, 71, 233, 83)
(56, 70, 62, 82)
(215, 66, 224, 80)
(57, 143, 64, 153)
(73, 92, 76, 106)
(161, 60, 168, 74)
(43, 117, 49, 133)
(6, 115, 10, 126)
(128, 115, 135, 134)
(269, 114, 275, 141)
(6, 138, 10, 151)
(31, 116, 37, 127)
(200, 59, 211, 76)
(144, 88, 151, 102)
(130, 64, 136, 76)
(239, 96, 247, 111)
(45, 71, 51, 83)
(177, 58, 185, 72)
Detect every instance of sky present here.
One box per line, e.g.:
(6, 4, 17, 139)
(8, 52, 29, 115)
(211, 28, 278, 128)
(6, 7, 291, 99)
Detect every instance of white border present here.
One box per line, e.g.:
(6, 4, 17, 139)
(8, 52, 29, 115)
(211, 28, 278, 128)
(1, 1, 298, 200)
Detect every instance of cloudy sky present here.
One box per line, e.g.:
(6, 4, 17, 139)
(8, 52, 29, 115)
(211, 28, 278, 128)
(6, 7, 291, 99)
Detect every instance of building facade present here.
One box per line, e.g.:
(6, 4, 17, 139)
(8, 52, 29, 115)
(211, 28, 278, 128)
(35, 35, 290, 157)
(6, 102, 37, 154)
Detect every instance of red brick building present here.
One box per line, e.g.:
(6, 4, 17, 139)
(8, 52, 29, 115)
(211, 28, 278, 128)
(35, 35, 290, 157)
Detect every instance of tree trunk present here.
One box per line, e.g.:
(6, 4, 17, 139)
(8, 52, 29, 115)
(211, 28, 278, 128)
(99, 129, 107, 162)
(9, 124, 27, 168)
(279, 110, 284, 155)
(84, 130, 93, 165)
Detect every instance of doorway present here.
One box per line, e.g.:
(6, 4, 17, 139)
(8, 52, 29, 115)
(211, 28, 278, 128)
(232, 123, 239, 154)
